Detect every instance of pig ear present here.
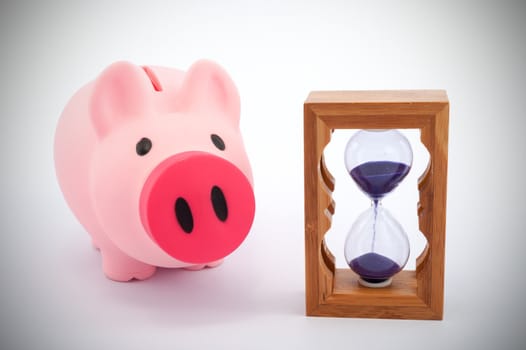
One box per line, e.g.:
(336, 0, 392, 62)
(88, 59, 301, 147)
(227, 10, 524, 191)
(90, 61, 153, 138)
(174, 60, 240, 125)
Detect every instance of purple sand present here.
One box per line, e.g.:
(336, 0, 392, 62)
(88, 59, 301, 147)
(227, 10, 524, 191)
(350, 161, 410, 200)
(349, 252, 401, 282)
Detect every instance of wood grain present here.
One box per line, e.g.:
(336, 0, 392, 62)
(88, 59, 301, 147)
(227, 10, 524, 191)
(303, 90, 448, 320)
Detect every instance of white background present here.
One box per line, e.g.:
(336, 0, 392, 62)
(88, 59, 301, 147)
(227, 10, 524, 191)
(1, 0, 525, 349)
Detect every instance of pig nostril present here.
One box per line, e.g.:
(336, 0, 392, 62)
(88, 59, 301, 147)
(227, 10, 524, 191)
(210, 134, 225, 151)
(211, 186, 228, 222)
(174, 198, 193, 233)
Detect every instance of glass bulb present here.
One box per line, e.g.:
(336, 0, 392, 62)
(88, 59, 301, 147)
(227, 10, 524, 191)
(344, 204, 410, 286)
(344, 129, 413, 202)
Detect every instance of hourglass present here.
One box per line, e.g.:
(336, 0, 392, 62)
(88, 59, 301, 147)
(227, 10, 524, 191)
(304, 90, 449, 319)
(344, 129, 412, 288)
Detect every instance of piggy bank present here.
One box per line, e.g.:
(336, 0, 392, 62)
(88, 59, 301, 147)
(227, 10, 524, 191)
(54, 60, 255, 281)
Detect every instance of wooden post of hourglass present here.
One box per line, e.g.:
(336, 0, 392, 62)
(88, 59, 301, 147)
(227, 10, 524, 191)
(303, 90, 449, 320)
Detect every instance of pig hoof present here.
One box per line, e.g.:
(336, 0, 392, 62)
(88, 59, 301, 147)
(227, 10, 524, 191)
(102, 257, 156, 282)
(132, 265, 157, 281)
(104, 265, 157, 282)
(184, 260, 223, 271)
(184, 264, 206, 271)
(206, 259, 223, 268)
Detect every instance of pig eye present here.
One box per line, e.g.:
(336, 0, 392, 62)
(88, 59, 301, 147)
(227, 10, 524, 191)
(211, 134, 225, 151)
(136, 137, 152, 156)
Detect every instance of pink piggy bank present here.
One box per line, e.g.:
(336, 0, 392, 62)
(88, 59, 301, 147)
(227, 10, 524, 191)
(54, 60, 255, 281)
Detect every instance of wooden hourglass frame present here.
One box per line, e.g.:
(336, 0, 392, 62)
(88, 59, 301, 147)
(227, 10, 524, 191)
(303, 90, 449, 320)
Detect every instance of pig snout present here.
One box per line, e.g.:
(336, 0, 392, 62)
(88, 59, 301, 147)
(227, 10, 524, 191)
(139, 151, 255, 264)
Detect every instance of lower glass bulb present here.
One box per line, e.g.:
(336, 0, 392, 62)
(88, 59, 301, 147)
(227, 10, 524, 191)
(344, 203, 410, 287)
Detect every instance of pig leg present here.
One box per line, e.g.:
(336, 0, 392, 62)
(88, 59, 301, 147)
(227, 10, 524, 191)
(206, 259, 224, 268)
(184, 259, 224, 271)
(92, 236, 156, 281)
(100, 245, 156, 281)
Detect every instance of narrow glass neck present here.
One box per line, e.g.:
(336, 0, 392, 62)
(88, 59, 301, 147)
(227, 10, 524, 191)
(372, 199, 382, 207)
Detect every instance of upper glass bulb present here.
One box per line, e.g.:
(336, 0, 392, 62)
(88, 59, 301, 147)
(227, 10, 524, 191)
(344, 129, 413, 201)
